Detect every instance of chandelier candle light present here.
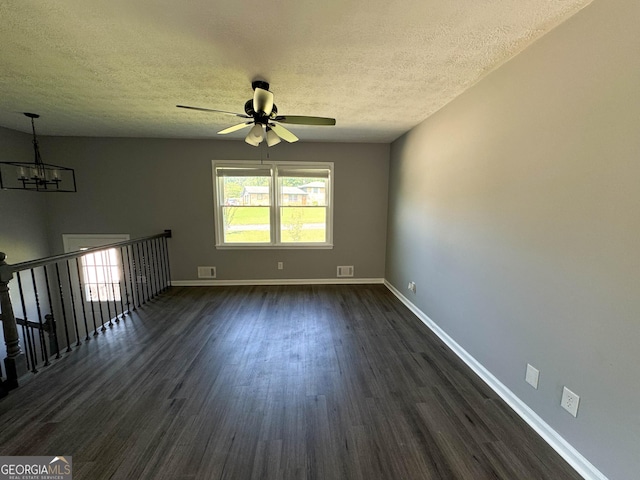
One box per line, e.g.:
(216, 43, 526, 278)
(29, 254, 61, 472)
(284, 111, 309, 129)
(0, 113, 77, 192)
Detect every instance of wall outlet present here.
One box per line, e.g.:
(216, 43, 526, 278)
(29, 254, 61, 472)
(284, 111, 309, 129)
(561, 386, 580, 417)
(197, 266, 217, 279)
(407, 281, 416, 294)
(525, 364, 539, 389)
(277, 262, 284, 270)
(337, 266, 354, 277)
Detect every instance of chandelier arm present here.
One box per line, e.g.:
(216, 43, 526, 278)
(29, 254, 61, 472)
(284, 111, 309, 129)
(30, 116, 43, 166)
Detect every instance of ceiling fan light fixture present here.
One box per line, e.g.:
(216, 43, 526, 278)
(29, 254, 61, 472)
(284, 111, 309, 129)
(245, 123, 264, 146)
(266, 127, 281, 147)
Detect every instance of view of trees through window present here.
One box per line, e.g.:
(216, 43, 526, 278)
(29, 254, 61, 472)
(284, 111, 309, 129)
(220, 174, 328, 244)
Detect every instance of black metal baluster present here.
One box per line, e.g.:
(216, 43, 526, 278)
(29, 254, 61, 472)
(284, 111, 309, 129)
(92, 258, 107, 333)
(55, 263, 72, 353)
(31, 268, 50, 366)
(93, 253, 106, 332)
(163, 236, 172, 288)
(100, 251, 113, 328)
(155, 237, 164, 294)
(149, 238, 158, 297)
(140, 241, 152, 301)
(116, 279, 124, 318)
(154, 238, 163, 295)
(89, 286, 100, 335)
(125, 245, 136, 311)
(137, 242, 148, 304)
(18, 320, 30, 372)
(111, 280, 119, 322)
(117, 281, 125, 318)
(135, 242, 143, 304)
(65, 261, 81, 347)
(16, 272, 37, 373)
(110, 273, 120, 322)
(133, 242, 142, 304)
(156, 238, 166, 293)
(105, 249, 119, 323)
(131, 243, 141, 308)
(75, 258, 91, 341)
(119, 247, 129, 316)
(147, 240, 154, 298)
(146, 240, 154, 299)
(82, 253, 101, 336)
(43, 265, 61, 359)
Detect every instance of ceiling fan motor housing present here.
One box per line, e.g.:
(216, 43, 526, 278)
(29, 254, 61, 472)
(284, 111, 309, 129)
(252, 80, 270, 91)
(244, 100, 278, 124)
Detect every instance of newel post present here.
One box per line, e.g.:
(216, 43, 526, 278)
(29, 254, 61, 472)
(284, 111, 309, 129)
(0, 252, 28, 389)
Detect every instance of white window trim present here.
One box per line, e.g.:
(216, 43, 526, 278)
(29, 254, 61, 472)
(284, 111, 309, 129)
(62, 234, 131, 253)
(212, 160, 334, 249)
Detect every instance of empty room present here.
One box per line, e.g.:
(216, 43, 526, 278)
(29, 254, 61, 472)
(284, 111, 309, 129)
(0, 0, 637, 479)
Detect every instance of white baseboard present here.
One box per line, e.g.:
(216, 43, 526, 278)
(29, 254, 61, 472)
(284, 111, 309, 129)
(170, 278, 385, 287)
(383, 280, 608, 480)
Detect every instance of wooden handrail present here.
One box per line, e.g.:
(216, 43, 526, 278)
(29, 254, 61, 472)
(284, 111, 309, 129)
(7, 230, 172, 273)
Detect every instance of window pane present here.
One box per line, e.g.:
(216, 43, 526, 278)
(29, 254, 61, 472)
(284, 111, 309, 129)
(280, 177, 327, 206)
(221, 175, 271, 207)
(81, 248, 121, 301)
(278, 175, 328, 244)
(219, 174, 272, 244)
(223, 206, 271, 243)
(280, 207, 326, 243)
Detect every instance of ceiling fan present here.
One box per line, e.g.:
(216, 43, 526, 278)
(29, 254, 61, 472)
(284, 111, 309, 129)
(177, 80, 336, 147)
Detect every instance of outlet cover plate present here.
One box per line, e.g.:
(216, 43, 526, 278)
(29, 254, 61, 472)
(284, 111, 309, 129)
(561, 386, 580, 417)
(525, 364, 539, 389)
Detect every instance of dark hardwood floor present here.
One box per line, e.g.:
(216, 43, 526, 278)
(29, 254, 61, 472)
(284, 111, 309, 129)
(0, 285, 582, 479)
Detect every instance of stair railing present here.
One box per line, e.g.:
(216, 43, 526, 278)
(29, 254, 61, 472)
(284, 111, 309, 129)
(0, 230, 172, 394)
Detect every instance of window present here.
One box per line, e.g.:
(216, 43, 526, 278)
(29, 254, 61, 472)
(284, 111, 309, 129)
(62, 234, 129, 302)
(213, 161, 333, 248)
(80, 249, 122, 302)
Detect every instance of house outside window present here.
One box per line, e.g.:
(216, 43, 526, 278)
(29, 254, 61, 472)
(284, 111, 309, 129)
(213, 161, 333, 248)
(299, 181, 327, 205)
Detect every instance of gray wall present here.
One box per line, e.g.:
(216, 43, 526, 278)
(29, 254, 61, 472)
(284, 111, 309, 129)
(386, 0, 639, 478)
(41, 137, 389, 281)
(0, 127, 51, 263)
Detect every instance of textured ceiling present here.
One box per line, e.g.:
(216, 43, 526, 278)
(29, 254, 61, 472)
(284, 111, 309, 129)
(0, 0, 592, 143)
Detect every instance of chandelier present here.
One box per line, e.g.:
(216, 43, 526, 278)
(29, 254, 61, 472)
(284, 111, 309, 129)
(0, 113, 77, 192)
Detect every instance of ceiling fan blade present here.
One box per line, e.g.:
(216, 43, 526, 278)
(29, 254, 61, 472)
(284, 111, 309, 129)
(270, 123, 299, 143)
(253, 88, 274, 116)
(176, 105, 250, 118)
(273, 115, 336, 126)
(217, 122, 253, 135)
